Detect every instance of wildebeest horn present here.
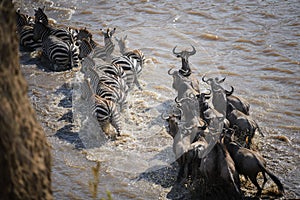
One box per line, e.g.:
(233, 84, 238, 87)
(172, 46, 181, 56)
(225, 86, 234, 96)
(187, 45, 196, 56)
(189, 93, 196, 99)
(168, 68, 176, 75)
(202, 74, 208, 83)
(161, 112, 170, 120)
(203, 89, 211, 96)
(216, 77, 226, 83)
(173, 108, 182, 117)
(199, 120, 207, 130)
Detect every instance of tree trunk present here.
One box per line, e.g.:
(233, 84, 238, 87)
(0, 1, 53, 199)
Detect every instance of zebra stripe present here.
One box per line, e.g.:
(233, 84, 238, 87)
(33, 21, 72, 44)
(81, 79, 122, 136)
(111, 55, 142, 90)
(18, 26, 42, 50)
(78, 38, 93, 59)
(124, 49, 145, 75)
(95, 63, 126, 80)
(16, 9, 30, 32)
(94, 94, 121, 136)
(91, 28, 116, 61)
(42, 35, 80, 71)
(85, 67, 128, 108)
(115, 35, 145, 75)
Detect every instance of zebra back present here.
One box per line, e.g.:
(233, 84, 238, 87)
(34, 7, 48, 25)
(112, 55, 142, 90)
(124, 49, 145, 75)
(33, 21, 72, 44)
(19, 25, 42, 50)
(95, 63, 126, 79)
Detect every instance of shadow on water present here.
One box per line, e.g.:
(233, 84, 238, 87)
(55, 83, 73, 108)
(54, 124, 85, 149)
(136, 161, 192, 200)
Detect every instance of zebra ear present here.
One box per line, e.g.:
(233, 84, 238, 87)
(110, 28, 116, 37)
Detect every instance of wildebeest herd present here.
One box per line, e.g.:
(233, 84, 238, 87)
(164, 46, 284, 199)
(16, 7, 284, 199)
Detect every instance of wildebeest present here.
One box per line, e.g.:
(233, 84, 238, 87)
(198, 140, 242, 200)
(162, 107, 207, 183)
(226, 103, 264, 148)
(227, 92, 250, 115)
(172, 45, 196, 77)
(168, 68, 199, 100)
(223, 129, 284, 196)
(202, 75, 233, 117)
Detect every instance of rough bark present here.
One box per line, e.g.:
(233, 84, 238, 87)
(0, 1, 53, 199)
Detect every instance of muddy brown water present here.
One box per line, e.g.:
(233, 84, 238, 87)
(15, 0, 299, 199)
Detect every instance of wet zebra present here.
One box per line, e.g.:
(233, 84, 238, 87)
(78, 38, 94, 59)
(81, 78, 122, 137)
(85, 67, 128, 110)
(81, 55, 127, 84)
(92, 28, 116, 61)
(124, 49, 145, 75)
(111, 55, 142, 90)
(33, 22, 80, 71)
(16, 9, 31, 32)
(115, 35, 146, 74)
(16, 10, 41, 50)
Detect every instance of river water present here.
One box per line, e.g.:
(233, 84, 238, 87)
(15, 0, 299, 199)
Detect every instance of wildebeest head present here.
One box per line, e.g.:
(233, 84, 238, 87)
(173, 45, 196, 77)
(162, 109, 182, 138)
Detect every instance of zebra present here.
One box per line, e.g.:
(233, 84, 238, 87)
(81, 78, 122, 137)
(16, 9, 31, 32)
(18, 26, 42, 50)
(16, 9, 41, 51)
(33, 21, 72, 44)
(92, 28, 116, 61)
(34, 7, 48, 25)
(33, 22, 80, 71)
(78, 38, 94, 59)
(115, 35, 146, 74)
(124, 49, 145, 75)
(111, 55, 142, 90)
(85, 67, 128, 110)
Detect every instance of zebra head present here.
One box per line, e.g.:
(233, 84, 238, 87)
(101, 27, 116, 39)
(34, 6, 48, 25)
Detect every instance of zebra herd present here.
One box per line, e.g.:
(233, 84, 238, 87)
(16, 7, 145, 138)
